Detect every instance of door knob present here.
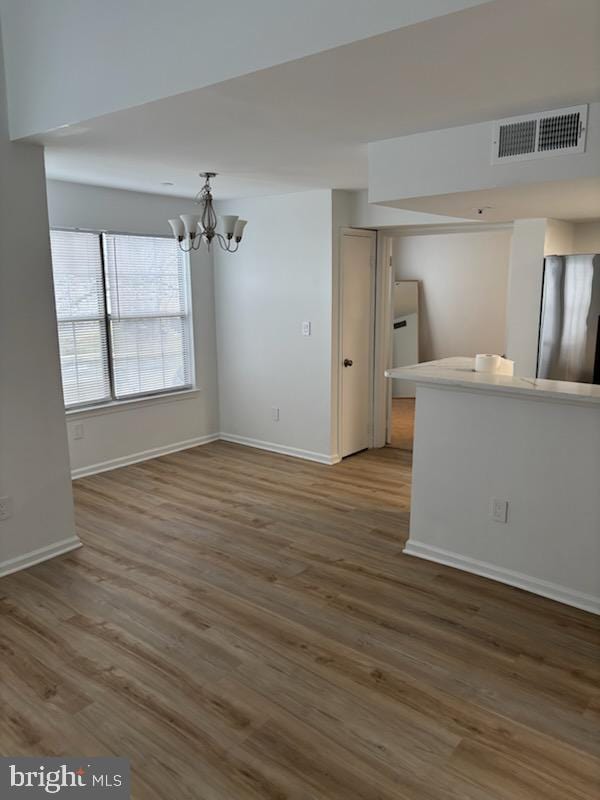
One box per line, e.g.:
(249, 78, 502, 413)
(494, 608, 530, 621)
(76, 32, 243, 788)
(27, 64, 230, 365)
(343, 358, 353, 367)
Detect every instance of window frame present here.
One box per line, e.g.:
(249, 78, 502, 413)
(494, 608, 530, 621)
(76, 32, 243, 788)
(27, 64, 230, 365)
(51, 227, 196, 412)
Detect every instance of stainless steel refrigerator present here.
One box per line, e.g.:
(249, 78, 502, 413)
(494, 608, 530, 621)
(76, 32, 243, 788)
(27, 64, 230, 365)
(537, 253, 600, 384)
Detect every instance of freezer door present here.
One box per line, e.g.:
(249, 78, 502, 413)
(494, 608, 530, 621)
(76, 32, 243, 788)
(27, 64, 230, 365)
(538, 254, 600, 383)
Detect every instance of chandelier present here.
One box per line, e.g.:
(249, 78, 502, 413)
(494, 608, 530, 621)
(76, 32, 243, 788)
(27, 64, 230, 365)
(168, 172, 247, 253)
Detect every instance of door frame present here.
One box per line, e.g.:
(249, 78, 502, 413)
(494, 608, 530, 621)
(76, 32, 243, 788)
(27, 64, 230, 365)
(335, 227, 377, 460)
(373, 232, 394, 448)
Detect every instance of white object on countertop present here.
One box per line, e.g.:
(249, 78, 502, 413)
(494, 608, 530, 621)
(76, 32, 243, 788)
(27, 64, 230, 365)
(475, 354, 515, 376)
(475, 354, 501, 373)
(496, 358, 514, 376)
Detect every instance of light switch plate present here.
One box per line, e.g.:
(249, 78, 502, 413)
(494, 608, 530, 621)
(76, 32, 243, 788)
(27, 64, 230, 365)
(0, 496, 13, 521)
(490, 498, 508, 523)
(302, 321, 311, 336)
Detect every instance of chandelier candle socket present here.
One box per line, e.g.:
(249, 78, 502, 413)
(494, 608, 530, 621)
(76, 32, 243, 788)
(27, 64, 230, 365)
(168, 172, 247, 253)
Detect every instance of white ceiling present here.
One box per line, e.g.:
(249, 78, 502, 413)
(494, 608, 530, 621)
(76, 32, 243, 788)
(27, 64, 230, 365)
(381, 178, 600, 223)
(35, 0, 600, 202)
(2, 0, 486, 138)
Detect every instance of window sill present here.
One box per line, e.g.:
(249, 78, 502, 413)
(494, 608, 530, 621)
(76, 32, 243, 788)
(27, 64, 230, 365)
(65, 387, 202, 419)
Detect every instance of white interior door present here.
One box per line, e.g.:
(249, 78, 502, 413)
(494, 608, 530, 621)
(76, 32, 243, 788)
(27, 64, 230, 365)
(341, 230, 375, 458)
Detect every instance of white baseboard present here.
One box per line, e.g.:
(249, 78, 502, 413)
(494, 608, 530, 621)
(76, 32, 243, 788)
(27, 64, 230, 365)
(403, 540, 600, 615)
(0, 536, 82, 579)
(219, 433, 339, 465)
(71, 434, 221, 479)
(72, 432, 339, 479)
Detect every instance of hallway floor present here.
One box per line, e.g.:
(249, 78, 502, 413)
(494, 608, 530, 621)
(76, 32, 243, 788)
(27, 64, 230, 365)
(390, 397, 416, 451)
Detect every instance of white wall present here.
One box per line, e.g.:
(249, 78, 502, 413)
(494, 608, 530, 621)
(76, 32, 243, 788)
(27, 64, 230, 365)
(346, 190, 466, 228)
(544, 218, 575, 255)
(407, 385, 600, 613)
(573, 220, 600, 253)
(214, 190, 337, 462)
(46, 180, 219, 476)
(0, 0, 483, 139)
(505, 219, 551, 377)
(393, 228, 511, 363)
(0, 33, 78, 574)
(368, 102, 600, 205)
(543, 219, 600, 255)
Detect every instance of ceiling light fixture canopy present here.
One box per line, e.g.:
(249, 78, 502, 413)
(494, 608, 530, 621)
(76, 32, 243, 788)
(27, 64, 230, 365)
(168, 172, 247, 253)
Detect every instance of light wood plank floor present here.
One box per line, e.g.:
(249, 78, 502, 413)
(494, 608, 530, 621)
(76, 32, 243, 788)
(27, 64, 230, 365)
(390, 397, 416, 451)
(1, 442, 599, 799)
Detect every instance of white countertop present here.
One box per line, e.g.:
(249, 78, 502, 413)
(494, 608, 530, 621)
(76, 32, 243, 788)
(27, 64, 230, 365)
(385, 357, 600, 406)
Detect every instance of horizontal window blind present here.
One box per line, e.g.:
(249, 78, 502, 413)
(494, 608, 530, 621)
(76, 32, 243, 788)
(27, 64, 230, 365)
(102, 233, 193, 400)
(50, 230, 111, 408)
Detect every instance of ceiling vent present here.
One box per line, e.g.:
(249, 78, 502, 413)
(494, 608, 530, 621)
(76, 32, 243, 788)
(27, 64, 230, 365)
(492, 105, 587, 164)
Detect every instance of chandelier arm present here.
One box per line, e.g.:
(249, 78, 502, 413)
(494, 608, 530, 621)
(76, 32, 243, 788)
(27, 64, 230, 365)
(215, 233, 231, 251)
(178, 239, 195, 254)
(179, 233, 239, 254)
(219, 235, 239, 253)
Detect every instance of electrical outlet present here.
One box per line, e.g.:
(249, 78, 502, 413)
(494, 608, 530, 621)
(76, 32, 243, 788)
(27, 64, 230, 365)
(72, 422, 85, 440)
(0, 496, 13, 521)
(490, 498, 508, 523)
(271, 407, 280, 422)
(302, 321, 311, 336)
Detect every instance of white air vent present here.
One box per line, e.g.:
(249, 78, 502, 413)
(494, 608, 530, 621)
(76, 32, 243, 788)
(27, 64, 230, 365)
(492, 105, 587, 164)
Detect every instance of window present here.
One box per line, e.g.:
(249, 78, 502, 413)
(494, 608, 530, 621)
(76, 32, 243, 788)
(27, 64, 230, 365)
(50, 230, 193, 409)
(103, 233, 193, 400)
(50, 230, 111, 407)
